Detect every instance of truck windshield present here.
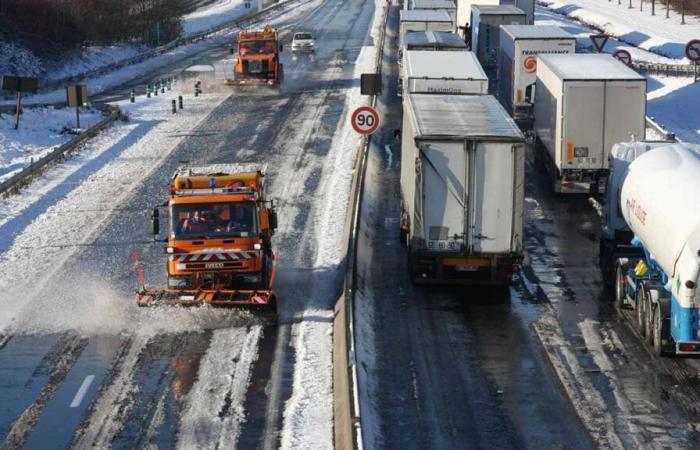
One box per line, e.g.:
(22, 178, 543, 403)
(295, 33, 313, 40)
(170, 201, 258, 240)
(240, 40, 275, 55)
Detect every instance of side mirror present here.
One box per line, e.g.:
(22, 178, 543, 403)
(279, 44, 283, 52)
(394, 129, 401, 142)
(269, 209, 278, 231)
(152, 207, 160, 237)
(230, 47, 235, 55)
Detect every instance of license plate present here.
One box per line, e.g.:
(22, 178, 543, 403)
(455, 265, 479, 272)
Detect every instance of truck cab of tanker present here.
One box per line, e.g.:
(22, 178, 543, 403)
(152, 165, 278, 291)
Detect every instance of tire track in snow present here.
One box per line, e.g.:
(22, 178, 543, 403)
(176, 326, 262, 449)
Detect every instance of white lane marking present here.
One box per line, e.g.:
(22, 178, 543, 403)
(70, 375, 95, 408)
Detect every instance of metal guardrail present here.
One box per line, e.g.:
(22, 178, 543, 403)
(645, 115, 678, 142)
(0, 106, 122, 196)
(3, 0, 298, 99)
(633, 61, 699, 77)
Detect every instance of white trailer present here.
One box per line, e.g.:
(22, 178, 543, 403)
(402, 50, 488, 96)
(498, 25, 575, 127)
(471, 5, 527, 69)
(533, 54, 646, 194)
(399, 93, 525, 285)
(600, 143, 700, 355)
(456, 0, 532, 40)
(410, 0, 458, 31)
(399, 10, 454, 50)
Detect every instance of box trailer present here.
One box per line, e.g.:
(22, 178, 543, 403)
(498, 25, 575, 127)
(400, 10, 454, 50)
(456, 0, 499, 40)
(471, 5, 527, 68)
(456, 0, 532, 41)
(401, 50, 488, 96)
(533, 54, 646, 194)
(410, 0, 457, 31)
(400, 93, 525, 285)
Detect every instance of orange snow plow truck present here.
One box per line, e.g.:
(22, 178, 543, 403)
(136, 164, 278, 315)
(225, 25, 283, 87)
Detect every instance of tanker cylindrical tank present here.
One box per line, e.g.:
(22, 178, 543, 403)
(620, 144, 700, 277)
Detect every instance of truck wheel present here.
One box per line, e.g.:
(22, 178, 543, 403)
(636, 287, 646, 337)
(652, 306, 663, 356)
(644, 294, 654, 345)
(614, 263, 625, 308)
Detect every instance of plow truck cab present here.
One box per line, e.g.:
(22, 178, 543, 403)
(226, 25, 283, 87)
(137, 164, 278, 313)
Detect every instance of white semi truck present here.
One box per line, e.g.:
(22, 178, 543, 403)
(401, 50, 488, 97)
(600, 143, 700, 356)
(533, 54, 646, 194)
(400, 93, 525, 285)
(498, 25, 576, 128)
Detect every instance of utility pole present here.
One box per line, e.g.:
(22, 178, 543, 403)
(651, 0, 655, 15)
(666, 0, 670, 18)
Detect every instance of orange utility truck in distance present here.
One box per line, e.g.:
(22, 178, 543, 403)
(137, 164, 278, 315)
(226, 25, 283, 87)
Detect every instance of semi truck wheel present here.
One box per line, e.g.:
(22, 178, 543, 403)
(614, 263, 625, 308)
(644, 293, 654, 345)
(652, 306, 663, 356)
(636, 287, 646, 337)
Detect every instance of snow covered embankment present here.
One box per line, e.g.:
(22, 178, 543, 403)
(0, 107, 102, 184)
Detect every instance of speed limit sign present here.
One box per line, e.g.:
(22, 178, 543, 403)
(351, 106, 380, 135)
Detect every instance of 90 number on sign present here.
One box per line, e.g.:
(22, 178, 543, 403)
(351, 106, 380, 135)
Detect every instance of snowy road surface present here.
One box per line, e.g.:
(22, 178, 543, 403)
(0, 0, 380, 446)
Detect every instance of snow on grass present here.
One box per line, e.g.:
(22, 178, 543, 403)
(0, 106, 102, 183)
(177, 326, 262, 449)
(647, 74, 700, 143)
(182, 0, 249, 36)
(0, 87, 237, 335)
(535, 5, 678, 64)
(538, 0, 700, 60)
(0, 42, 42, 77)
(278, 0, 386, 448)
(46, 45, 147, 81)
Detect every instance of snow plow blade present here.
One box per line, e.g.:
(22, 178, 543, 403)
(223, 78, 279, 86)
(136, 289, 277, 315)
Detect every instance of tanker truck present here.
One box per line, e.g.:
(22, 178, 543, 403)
(600, 143, 700, 356)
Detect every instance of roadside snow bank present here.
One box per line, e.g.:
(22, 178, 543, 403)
(182, 0, 248, 35)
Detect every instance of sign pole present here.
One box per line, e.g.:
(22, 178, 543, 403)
(76, 104, 81, 129)
(14, 91, 21, 130)
(695, 60, 698, 83)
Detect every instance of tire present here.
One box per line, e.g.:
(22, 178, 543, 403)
(652, 305, 663, 356)
(636, 287, 646, 337)
(614, 264, 625, 308)
(644, 294, 654, 345)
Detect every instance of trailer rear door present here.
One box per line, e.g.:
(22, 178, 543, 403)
(420, 142, 467, 251)
(562, 81, 605, 169)
(471, 142, 514, 253)
(603, 81, 646, 168)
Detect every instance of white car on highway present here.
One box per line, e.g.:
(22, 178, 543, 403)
(291, 32, 316, 53)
